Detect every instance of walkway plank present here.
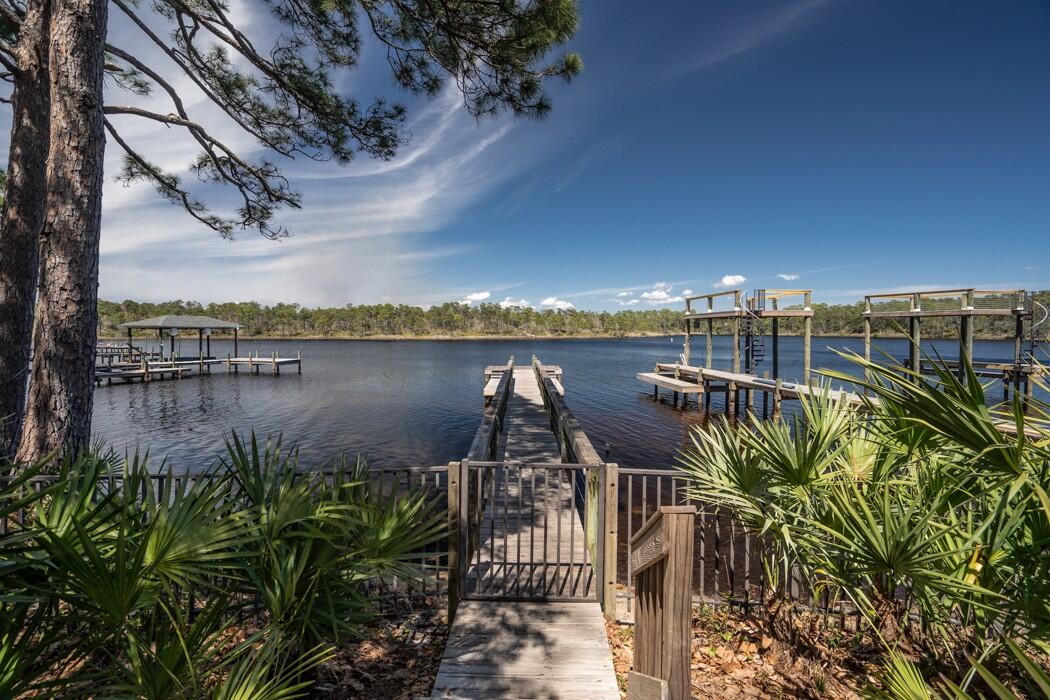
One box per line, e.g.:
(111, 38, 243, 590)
(431, 601, 620, 699)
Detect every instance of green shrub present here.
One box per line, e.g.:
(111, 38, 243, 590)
(679, 355, 1050, 695)
(0, 433, 444, 697)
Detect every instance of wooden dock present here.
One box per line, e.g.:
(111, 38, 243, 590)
(638, 361, 1045, 437)
(433, 357, 619, 700)
(94, 350, 302, 386)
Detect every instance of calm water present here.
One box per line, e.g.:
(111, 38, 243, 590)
(92, 336, 1037, 472)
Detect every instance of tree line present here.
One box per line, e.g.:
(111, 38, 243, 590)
(98, 292, 1050, 339)
(0, 0, 581, 462)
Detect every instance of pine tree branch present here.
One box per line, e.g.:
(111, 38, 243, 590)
(110, 0, 290, 154)
(104, 117, 244, 238)
(104, 103, 298, 223)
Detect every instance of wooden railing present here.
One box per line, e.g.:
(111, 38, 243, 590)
(466, 356, 514, 462)
(532, 356, 601, 465)
(531, 356, 618, 618)
(629, 505, 695, 700)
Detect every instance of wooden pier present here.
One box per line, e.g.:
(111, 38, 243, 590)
(433, 356, 620, 700)
(94, 351, 302, 385)
(639, 286, 1047, 421)
(863, 288, 1046, 405)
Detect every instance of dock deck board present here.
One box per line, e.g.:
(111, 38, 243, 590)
(431, 601, 620, 700)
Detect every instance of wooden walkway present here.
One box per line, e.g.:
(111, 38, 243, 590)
(501, 366, 562, 462)
(431, 601, 619, 700)
(432, 360, 619, 699)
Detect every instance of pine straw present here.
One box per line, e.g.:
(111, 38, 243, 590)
(310, 599, 449, 699)
(606, 603, 878, 699)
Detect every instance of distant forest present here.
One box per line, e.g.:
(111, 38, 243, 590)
(99, 292, 1049, 339)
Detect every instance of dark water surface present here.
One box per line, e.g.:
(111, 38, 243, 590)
(91, 336, 1036, 472)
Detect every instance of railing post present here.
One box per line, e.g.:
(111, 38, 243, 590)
(447, 461, 461, 623)
(662, 507, 695, 700)
(630, 505, 696, 700)
(602, 462, 618, 621)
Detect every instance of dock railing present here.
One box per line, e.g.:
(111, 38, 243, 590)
(466, 356, 514, 462)
(630, 505, 695, 700)
(531, 355, 618, 618)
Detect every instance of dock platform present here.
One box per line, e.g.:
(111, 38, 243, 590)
(94, 351, 302, 386)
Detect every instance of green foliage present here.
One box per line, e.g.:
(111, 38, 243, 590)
(0, 433, 444, 696)
(679, 354, 1050, 694)
(96, 292, 1050, 339)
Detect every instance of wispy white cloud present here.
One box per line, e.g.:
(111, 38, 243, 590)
(616, 298, 640, 306)
(540, 297, 575, 310)
(679, 0, 834, 74)
(714, 274, 747, 288)
(499, 297, 531, 309)
(93, 5, 564, 306)
(777, 273, 800, 281)
(616, 291, 634, 298)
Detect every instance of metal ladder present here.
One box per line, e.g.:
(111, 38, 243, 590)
(743, 295, 765, 373)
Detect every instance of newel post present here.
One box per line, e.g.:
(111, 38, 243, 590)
(447, 460, 469, 623)
(629, 505, 696, 700)
(602, 463, 619, 621)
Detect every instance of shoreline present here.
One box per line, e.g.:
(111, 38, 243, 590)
(100, 331, 1026, 342)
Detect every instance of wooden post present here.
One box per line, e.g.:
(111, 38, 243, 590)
(960, 290, 974, 382)
(863, 297, 872, 363)
(447, 461, 462, 623)
(683, 314, 691, 366)
(803, 292, 812, 385)
(696, 370, 703, 412)
(629, 506, 695, 700)
(233, 328, 239, 373)
(732, 293, 741, 374)
(909, 294, 922, 376)
(762, 370, 770, 419)
(705, 320, 713, 369)
(297, 349, 302, 374)
(602, 463, 619, 621)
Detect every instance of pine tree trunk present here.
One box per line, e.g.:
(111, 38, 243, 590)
(16, 0, 108, 464)
(0, 0, 51, 458)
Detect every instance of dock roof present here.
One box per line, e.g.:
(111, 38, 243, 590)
(118, 314, 242, 330)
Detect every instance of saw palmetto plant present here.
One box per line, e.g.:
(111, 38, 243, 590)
(679, 354, 1050, 696)
(0, 432, 444, 697)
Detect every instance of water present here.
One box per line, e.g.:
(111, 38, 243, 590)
(91, 336, 1039, 472)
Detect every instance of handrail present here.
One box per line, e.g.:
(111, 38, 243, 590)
(629, 505, 696, 700)
(466, 356, 514, 461)
(532, 356, 601, 465)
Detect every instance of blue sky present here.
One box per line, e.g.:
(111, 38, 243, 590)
(37, 1, 1050, 309)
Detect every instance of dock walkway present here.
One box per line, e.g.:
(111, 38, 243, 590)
(431, 359, 619, 700)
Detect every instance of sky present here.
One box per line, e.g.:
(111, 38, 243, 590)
(7, 0, 1050, 311)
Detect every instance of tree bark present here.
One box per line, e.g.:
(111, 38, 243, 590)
(0, 0, 52, 458)
(16, 0, 108, 464)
